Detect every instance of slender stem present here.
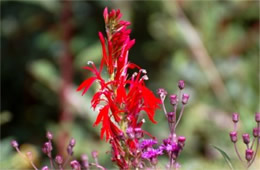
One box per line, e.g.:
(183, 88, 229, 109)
(91, 163, 106, 170)
(15, 147, 38, 170)
(48, 154, 54, 170)
(250, 137, 256, 149)
(58, 165, 63, 170)
(175, 105, 185, 129)
(234, 143, 244, 164)
(161, 98, 168, 117)
(234, 123, 237, 132)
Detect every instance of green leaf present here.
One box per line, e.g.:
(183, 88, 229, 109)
(212, 145, 234, 170)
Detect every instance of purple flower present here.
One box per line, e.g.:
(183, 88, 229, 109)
(141, 148, 163, 159)
(139, 139, 157, 149)
(178, 80, 185, 90)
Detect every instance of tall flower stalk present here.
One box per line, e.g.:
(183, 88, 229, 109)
(77, 7, 160, 168)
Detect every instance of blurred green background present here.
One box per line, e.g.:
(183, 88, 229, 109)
(1, 0, 259, 169)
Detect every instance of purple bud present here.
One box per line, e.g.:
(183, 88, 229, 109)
(126, 127, 135, 139)
(91, 150, 98, 159)
(167, 112, 175, 123)
(41, 166, 49, 170)
(55, 155, 63, 165)
(46, 131, 53, 140)
(232, 113, 239, 123)
(42, 142, 52, 155)
(182, 93, 190, 105)
(255, 112, 260, 122)
(117, 131, 125, 140)
(26, 152, 33, 160)
(169, 94, 178, 105)
(253, 128, 258, 137)
(157, 88, 167, 100)
(134, 128, 143, 139)
(245, 149, 254, 161)
(229, 131, 237, 143)
(11, 140, 18, 148)
(242, 133, 250, 144)
(178, 80, 185, 90)
(178, 136, 186, 148)
(70, 160, 81, 170)
(67, 145, 74, 156)
(69, 138, 76, 147)
(81, 154, 89, 169)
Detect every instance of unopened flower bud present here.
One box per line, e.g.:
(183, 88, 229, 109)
(67, 145, 73, 156)
(69, 138, 76, 147)
(253, 128, 258, 137)
(41, 166, 49, 170)
(11, 140, 18, 148)
(55, 155, 63, 165)
(178, 80, 185, 90)
(42, 142, 52, 155)
(182, 93, 190, 105)
(46, 131, 53, 140)
(229, 131, 237, 143)
(91, 150, 98, 159)
(151, 156, 158, 165)
(255, 112, 260, 122)
(242, 133, 250, 144)
(26, 152, 33, 160)
(170, 94, 178, 105)
(232, 113, 239, 123)
(134, 128, 143, 139)
(157, 88, 167, 100)
(245, 149, 254, 162)
(81, 154, 89, 169)
(178, 136, 186, 148)
(167, 112, 175, 123)
(70, 160, 81, 170)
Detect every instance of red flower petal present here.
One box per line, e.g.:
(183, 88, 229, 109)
(77, 77, 97, 96)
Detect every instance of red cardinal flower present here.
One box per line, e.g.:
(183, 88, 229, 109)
(77, 7, 160, 168)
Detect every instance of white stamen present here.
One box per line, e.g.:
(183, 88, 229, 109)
(142, 75, 149, 80)
(142, 119, 146, 123)
(87, 61, 94, 65)
(132, 72, 138, 78)
(140, 69, 147, 74)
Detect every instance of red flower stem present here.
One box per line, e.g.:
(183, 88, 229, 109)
(48, 154, 54, 170)
(247, 122, 259, 168)
(175, 105, 185, 129)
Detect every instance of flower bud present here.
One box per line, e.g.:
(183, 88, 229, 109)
(178, 136, 186, 148)
(11, 140, 18, 148)
(41, 166, 49, 170)
(255, 112, 260, 122)
(26, 152, 33, 160)
(81, 154, 89, 169)
(67, 145, 73, 156)
(157, 88, 167, 100)
(232, 113, 239, 123)
(242, 133, 250, 144)
(245, 149, 254, 162)
(55, 155, 63, 165)
(167, 112, 175, 123)
(134, 128, 143, 139)
(229, 131, 237, 143)
(42, 142, 52, 155)
(69, 138, 76, 147)
(182, 93, 190, 105)
(91, 150, 98, 159)
(178, 80, 185, 90)
(253, 127, 258, 137)
(46, 131, 53, 140)
(169, 94, 178, 105)
(70, 160, 81, 170)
